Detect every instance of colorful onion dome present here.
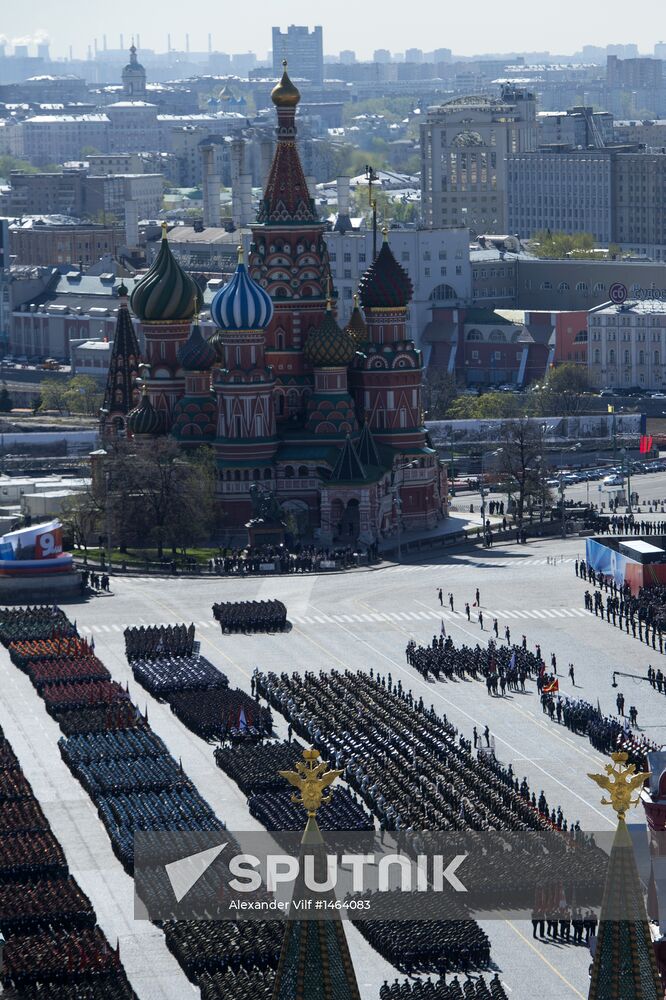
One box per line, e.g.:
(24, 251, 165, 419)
(305, 302, 356, 368)
(271, 60, 300, 108)
(171, 394, 217, 442)
(210, 247, 274, 331)
(344, 293, 367, 346)
(127, 388, 163, 436)
(358, 229, 413, 310)
(130, 224, 202, 322)
(177, 321, 216, 371)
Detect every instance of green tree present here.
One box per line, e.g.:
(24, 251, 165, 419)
(532, 363, 589, 417)
(531, 230, 597, 259)
(0, 155, 40, 180)
(446, 391, 526, 420)
(0, 387, 13, 413)
(39, 379, 69, 415)
(63, 375, 104, 416)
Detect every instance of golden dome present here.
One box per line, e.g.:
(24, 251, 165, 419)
(271, 60, 300, 108)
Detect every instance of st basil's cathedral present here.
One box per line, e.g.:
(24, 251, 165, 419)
(103, 63, 446, 544)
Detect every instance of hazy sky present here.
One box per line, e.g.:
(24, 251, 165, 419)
(6, 0, 666, 61)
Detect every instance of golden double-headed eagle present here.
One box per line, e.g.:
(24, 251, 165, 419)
(587, 751, 649, 820)
(279, 748, 343, 818)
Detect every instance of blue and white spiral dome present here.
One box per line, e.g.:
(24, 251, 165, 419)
(210, 248, 274, 331)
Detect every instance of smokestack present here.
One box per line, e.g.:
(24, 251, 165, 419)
(103, 35, 107, 51)
(120, 34, 124, 51)
(87, 45, 92, 61)
(240, 174, 252, 227)
(186, 34, 190, 54)
(14, 44, 28, 59)
(337, 176, 351, 215)
(136, 34, 141, 49)
(37, 42, 50, 61)
(69, 45, 73, 62)
(201, 144, 222, 228)
(94, 38, 98, 56)
(124, 199, 139, 248)
(208, 33, 212, 54)
(167, 34, 171, 53)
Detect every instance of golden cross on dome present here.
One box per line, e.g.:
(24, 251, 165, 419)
(326, 275, 334, 310)
(382, 225, 389, 243)
(161, 221, 168, 240)
(279, 748, 343, 818)
(588, 751, 649, 820)
(237, 244, 244, 264)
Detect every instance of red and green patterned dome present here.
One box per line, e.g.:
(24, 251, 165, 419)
(171, 393, 217, 442)
(304, 306, 356, 368)
(358, 234, 413, 310)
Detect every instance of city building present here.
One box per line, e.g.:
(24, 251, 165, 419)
(613, 152, 666, 257)
(420, 86, 537, 232)
(17, 113, 110, 166)
(4, 169, 163, 223)
(120, 65, 445, 542)
(272, 26, 324, 84)
(423, 305, 552, 387)
(7, 219, 123, 267)
(537, 107, 614, 147)
(588, 298, 666, 391)
(514, 258, 666, 311)
(507, 147, 620, 244)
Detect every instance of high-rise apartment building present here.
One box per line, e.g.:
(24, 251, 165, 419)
(271, 26, 323, 84)
(420, 86, 537, 232)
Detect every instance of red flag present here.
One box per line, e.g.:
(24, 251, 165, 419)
(543, 679, 559, 693)
(640, 434, 654, 454)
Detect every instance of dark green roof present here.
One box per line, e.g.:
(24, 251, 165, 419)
(463, 308, 512, 325)
(357, 421, 381, 468)
(330, 435, 367, 483)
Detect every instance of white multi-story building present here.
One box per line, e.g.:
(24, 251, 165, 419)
(19, 115, 110, 166)
(588, 299, 666, 391)
(326, 226, 471, 348)
(420, 86, 537, 232)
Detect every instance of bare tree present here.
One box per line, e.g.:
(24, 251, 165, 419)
(97, 439, 217, 559)
(497, 419, 552, 533)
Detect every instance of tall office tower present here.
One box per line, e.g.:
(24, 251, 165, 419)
(271, 25, 324, 84)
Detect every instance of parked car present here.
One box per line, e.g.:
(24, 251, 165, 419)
(599, 388, 615, 397)
(603, 474, 625, 486)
